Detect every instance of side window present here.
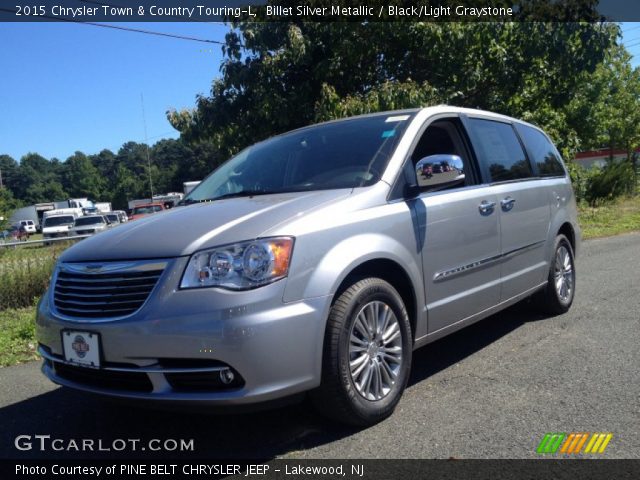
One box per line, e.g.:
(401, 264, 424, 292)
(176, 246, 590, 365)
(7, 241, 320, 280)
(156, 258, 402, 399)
(411, 119, 470, 191)
(467, 118, 533, 182)
(515, 124, 565, 177)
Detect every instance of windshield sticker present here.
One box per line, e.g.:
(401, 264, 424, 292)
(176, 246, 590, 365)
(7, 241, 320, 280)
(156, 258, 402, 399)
(381, 129, 396, 138)
(385, 115, 410, 123)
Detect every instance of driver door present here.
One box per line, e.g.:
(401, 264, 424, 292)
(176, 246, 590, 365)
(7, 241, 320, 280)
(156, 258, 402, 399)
(410, 117, 502, 334)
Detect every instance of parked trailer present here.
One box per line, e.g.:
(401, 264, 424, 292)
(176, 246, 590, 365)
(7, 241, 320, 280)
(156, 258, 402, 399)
(9, 206, 40, 231)
(127, 198, 154, 210)
(94, 202, 112, 213)
(183, 181, 201, 195)
(128, 194, 182, 211)
(152, 193, 183, 207)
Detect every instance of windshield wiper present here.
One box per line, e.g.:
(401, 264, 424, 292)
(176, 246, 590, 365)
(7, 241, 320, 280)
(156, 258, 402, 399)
(182, 190, 280, 205)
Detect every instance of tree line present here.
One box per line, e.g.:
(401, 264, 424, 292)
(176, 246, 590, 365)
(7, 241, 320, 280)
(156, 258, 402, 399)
(0, 138, 221, 214)
(3, 6, 640, 222)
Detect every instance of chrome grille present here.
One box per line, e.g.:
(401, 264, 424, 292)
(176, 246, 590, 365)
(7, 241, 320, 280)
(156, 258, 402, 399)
(53, 261, 166, 319)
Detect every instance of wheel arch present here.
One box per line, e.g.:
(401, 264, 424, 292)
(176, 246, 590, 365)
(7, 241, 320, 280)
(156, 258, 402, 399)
(332, 258, 419, 341)
(558, 222, 576, 254)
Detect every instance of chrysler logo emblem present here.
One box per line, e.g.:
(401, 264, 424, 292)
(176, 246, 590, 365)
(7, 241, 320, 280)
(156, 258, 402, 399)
(84, 264, 103, 272)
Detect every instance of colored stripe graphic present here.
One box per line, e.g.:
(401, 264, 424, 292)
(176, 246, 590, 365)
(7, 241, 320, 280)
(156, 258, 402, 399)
(537, 433, 566, 453)
(560, 433, 589, 454)
(538, 433, 613, 454)
(584, 433, 613, 453)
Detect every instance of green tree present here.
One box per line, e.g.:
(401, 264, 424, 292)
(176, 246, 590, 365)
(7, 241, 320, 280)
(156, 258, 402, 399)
(168, 16, 617, 159)
(89, 149, 118, 199)
(111, 165, 137, 210)
(62, 152, 106, 200)
(13, 153, 66, 204)
(0, 155, 19, 192)
(0, 188, 18, 231)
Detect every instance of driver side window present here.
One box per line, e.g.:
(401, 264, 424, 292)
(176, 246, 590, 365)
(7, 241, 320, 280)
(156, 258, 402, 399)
(412, 119, 472, 191)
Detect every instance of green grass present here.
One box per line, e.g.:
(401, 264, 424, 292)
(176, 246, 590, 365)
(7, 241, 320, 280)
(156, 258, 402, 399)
(578, 196, 640, 239)
(0, 241, 70, 366)
(0, 305, 38, 367)
(0, 243, 68, 310)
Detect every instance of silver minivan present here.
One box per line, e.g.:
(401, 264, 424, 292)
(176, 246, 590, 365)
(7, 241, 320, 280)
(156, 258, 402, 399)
(36, 106, 579, 425)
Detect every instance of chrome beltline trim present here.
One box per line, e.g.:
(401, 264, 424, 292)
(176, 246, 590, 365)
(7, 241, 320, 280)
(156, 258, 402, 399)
(433, 240, 546, 282)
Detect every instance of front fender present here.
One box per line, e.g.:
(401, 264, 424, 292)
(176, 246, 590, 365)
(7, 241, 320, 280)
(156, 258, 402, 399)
(301, 233, 423, 302)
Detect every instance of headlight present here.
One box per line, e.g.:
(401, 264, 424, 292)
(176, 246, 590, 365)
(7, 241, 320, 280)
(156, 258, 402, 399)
(180, 237, 294, 290)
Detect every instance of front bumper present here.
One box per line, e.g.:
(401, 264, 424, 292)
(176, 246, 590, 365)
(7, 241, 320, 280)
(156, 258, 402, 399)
(43, 231, 69, 239)
(36, 257, 332, 405)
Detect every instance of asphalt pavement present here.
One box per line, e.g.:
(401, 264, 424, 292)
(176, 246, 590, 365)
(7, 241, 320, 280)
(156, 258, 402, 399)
(1, 232, 638, 459)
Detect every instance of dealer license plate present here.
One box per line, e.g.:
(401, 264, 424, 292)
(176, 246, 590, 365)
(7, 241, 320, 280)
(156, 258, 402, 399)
(62, 331, 100, 368)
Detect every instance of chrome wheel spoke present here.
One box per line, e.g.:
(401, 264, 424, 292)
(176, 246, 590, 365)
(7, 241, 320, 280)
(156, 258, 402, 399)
(380, 345, 402, 361)
(360, 361, 374, 395)
(350, 353, 369, 376)
(354, 313, 371, 341)
(381, 351, 402, 365)
(379, 357, 396, 383)
(382, 321, 400, 345)
(365, 303, 378, 337)
(350, 333, 369, 349)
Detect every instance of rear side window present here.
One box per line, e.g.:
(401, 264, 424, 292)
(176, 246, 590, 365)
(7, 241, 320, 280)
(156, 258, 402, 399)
(515, 124, 565, 177)
(467, 118, 533, 182)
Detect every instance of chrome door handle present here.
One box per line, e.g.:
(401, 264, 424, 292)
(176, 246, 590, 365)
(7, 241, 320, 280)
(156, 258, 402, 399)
(501, 196, 516, 211)
(478, 200, 496, 215)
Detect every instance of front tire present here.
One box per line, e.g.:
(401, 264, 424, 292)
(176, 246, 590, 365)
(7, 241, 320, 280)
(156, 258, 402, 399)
(311, 278, 412, 426)
(534, 234, 576, 315)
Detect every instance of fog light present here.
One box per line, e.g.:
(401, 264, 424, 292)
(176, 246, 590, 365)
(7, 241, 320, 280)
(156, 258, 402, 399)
(219, 369, 235, 384)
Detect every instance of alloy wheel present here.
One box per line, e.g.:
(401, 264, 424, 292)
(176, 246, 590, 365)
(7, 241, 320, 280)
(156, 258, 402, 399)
(554, 245, 573, 302)
(348, 301, 403, 401)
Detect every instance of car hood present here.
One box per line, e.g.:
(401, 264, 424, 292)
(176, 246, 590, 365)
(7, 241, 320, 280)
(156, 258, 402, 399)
(60, 189, 352, 262)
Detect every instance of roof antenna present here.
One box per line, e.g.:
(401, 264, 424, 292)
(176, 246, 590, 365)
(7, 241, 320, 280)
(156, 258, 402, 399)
(141, 93, 155, 202)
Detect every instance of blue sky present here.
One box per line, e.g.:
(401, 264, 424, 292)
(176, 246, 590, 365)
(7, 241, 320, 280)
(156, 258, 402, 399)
(0, 22, 228, 161)
(1, 22, 640, 163)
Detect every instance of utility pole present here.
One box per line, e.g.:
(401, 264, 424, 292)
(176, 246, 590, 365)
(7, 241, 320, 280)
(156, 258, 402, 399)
(140, 93, 155, 201)
(0, 168, 3, 189)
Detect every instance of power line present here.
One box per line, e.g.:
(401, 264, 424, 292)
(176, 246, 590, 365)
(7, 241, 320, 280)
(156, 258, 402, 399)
(0, 7, 237, 46)
(75, 22, 228, 45)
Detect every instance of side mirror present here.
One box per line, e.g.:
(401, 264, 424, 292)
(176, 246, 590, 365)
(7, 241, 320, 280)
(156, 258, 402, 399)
(415, 154, 465, 190)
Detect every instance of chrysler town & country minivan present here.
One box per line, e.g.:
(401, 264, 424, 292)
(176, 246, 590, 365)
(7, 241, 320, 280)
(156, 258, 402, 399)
(36, 106, 579, 425)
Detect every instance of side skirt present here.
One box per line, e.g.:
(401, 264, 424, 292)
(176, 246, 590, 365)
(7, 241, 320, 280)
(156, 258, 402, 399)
(413, 281, 547, 350)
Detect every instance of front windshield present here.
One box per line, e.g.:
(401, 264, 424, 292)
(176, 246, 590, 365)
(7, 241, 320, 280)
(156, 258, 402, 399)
(44, 216, 74, 227)
(183, 112, 415, 203)
(74, 216, 104, 226)
(106, 214, 119, 222)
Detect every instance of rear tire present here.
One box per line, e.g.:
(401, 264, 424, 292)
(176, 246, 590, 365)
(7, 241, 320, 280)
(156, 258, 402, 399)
(533, 234, 576, 315)
(311, 278, 412, 426)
